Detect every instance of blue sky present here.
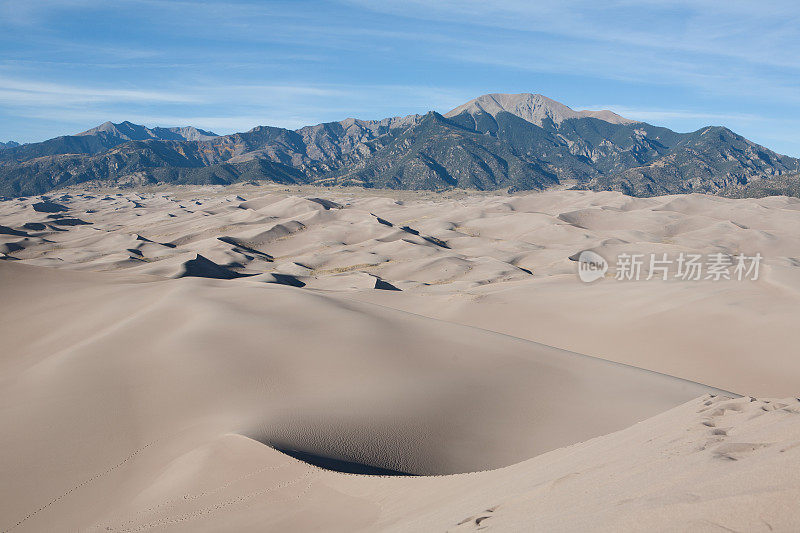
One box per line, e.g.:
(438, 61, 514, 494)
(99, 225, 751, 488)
(1, 0, 799, 156)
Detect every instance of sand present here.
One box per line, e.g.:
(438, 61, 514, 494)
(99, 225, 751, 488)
(1, 185, 798, 531)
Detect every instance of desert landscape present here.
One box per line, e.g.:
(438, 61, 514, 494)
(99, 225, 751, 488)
(3, 2, 800, 530)
(1, 185, 799, 531)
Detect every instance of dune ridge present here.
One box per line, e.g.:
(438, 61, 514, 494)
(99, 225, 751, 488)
(83, 395, 798, 532)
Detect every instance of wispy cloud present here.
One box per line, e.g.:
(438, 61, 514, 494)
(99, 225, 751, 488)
(578, 106, 763, 124)
(432, 36, 800, 107)
(0, 76, 471, 136)
(15, 110, 314, 133)
(0, 78, 201, 105)
(350, 0, 800, 69)
(1, 0, 799, 156)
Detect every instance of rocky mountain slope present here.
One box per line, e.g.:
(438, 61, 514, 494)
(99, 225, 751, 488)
(0, 121, 217, 166)
(722, 171, 800, 198)
(77, 120, 218, 142)
(0, 141, 19, 150)
(0, 94, 797, 197)
(445, 92, 637, 126)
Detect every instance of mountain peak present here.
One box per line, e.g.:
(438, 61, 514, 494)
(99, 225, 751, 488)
(81, 121, 116, 134)
(78, 121, 218, 142)
(78, 121, 148, 138)
(445, 93, 637, 127)
(156, 126, 218, 142)
(0, 140, 20, 150)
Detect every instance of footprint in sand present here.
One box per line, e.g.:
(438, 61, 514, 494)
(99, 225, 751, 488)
(695, 397, 781, 461)
(713, 442, 771, 461)
(452, 506, 500, 531)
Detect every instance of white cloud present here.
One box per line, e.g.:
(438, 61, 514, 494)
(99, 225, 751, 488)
(0, 77, 472, 135)
(578, 107, 762, 123)
(0, 78, 201, 105)
(350, 0, 800, 69)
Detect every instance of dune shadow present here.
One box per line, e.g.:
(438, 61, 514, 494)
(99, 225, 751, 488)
(272, 447, 416, 476)
(179, 254, 252, 280)
(270, 273, 306, 287)
(50, 218, 92, 226)
(32, 201, 68, 213)
(306, 197, 342, 210)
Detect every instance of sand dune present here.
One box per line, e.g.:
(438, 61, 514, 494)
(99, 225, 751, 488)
(0, 260, 724, 531)
(1, 185, 799, 531)
(81, 395, 800, 532)
(2, 186, 799, 393)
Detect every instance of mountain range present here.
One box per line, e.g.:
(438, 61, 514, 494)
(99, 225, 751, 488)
(1, 93, 797, 197)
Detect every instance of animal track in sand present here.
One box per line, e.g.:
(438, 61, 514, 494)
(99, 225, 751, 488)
(5, 440, 160, 532)
(110, 471, 317, 533)
(105, 462, 289, 531)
